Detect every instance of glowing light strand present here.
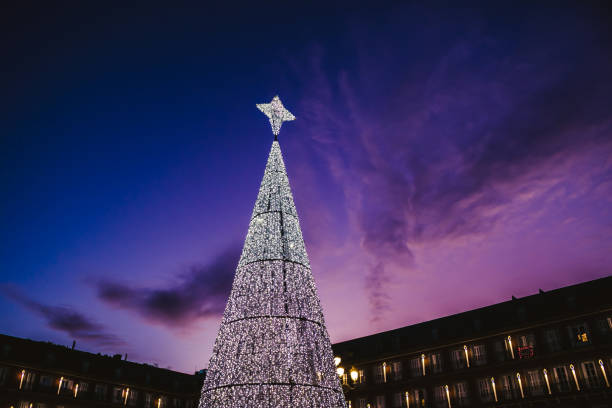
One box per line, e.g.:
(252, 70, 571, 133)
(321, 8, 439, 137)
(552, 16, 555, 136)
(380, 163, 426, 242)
(198, 137, 345, 407)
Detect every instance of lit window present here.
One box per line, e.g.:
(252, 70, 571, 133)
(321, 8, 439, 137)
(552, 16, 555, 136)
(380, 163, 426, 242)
(391, 361, 402, 380)
(19, 370, 35, 391)
(575, 327, 589, 343)
(568, 323, 590, 346)
(454, 381, 469, 402)
(477, 377, 493, 401)
(472, 345, 486, 365)
(430, 352, 443, 373)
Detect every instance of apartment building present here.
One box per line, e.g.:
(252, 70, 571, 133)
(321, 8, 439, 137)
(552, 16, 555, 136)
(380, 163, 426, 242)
(0, 334, 205, 408)
(332, 276, 612, 408)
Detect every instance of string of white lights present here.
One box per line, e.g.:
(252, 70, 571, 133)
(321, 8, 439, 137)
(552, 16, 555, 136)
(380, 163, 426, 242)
(198, 101, 345, 407)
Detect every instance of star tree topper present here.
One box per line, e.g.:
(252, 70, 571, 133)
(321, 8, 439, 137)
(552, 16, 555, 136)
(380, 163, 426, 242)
(257, 95, 296, 138)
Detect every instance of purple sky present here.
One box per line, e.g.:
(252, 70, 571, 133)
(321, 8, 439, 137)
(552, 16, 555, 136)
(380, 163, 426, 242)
(1, 2, 611, 373)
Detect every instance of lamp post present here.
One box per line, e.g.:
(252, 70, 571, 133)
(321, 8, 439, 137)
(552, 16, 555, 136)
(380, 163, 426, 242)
(516, 373, 524, 398)
(350, 368, 359, 383)
(543, 369, 552, 395)
(600, 360, 610, 387)
(421, 354, 426, 376)
(444, 385, 451, 408)
(507, 336, 515, 359)
(570, 364, 580, 391)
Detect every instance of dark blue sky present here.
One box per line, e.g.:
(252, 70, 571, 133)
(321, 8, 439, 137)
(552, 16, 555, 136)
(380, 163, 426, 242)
(2, 1, 611, 372)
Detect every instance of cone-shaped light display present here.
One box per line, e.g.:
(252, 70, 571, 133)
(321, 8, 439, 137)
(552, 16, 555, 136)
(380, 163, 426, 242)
(198, 97, 346, 408)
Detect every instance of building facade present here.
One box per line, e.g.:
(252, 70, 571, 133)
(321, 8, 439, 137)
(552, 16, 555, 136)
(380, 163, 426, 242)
(332, 276, 612, 408)
(0, 334, 205, 408)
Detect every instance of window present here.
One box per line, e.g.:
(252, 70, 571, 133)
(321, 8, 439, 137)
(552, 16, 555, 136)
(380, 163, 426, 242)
(358, 369, 365, 384)
(61, 379, 74, 391)
(430, 353, 443, 373)
(432, 327, 440, 341)
(517, 334, 535, 359)
(391, 361, 402, 380)
(0, 366, 7, 385)
(544, 328, 562, 352)
(553, 366, 570, 392)
(342, 373, 348, 385)
(375, 395, 385, 408)
(451, 349, 466, 369)
(477, 378, 492, 402)
(500, 374, 517, 399)
(597, 317, 612, 335)
(516, 306, 527, 321)
(358, 398, 367, 408)
(493, 340, 506, 362)
(581, 362, 601, 388)
(568, 323, 590, 346)
(433, 386, 446, 408)
(454, 382, 469, 406)
(144, 393, 153, 408)
(112, 387, 123, 403)
(409, 356, 422, 377)
(472, 345, 486, 365)
(94, 384, 107, 401)
(128, 389, 139, 406)
(408, 389, 426, 408)
(375, 364, 384, 383)
(20, 370, 35, 390)
(39, 375, 53, 387)
(526, 370, 543, 396)
(392, 393, 402, 408)
(392, 336, 401, 351)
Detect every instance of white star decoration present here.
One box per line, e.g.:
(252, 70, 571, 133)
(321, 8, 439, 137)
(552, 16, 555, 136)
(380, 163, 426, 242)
(257, 95, 296, 136)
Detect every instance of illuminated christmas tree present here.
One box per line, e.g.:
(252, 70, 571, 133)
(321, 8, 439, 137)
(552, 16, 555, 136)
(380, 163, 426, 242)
(198, 96, 346, 408)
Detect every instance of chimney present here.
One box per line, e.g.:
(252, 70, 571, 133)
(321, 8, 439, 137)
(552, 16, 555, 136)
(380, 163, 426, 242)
(71, 340, 76, 350)
(124, 353, 128, 361)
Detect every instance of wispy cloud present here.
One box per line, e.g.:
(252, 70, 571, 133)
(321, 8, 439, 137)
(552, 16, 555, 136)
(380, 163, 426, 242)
(293, 16, 612, 322)
(96, 245, 240, 328)
(2, 287, 125, 349)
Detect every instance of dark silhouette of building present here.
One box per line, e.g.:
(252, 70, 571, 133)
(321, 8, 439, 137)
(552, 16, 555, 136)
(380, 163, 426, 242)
(0, 334, 205, 408)
(332, 276, 612, 408)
